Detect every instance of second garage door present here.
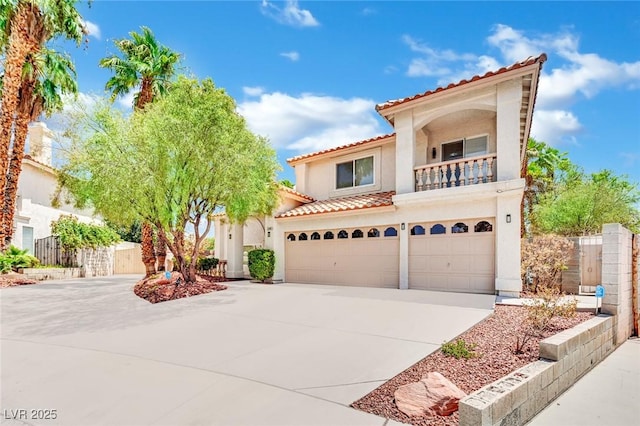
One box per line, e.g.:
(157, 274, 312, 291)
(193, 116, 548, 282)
(409, 219, 495, 294)
(285, 226, 399, 288)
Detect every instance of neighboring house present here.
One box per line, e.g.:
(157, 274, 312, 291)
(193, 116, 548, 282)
(11, 122, 99, 254)
(215, 54, 546, 296)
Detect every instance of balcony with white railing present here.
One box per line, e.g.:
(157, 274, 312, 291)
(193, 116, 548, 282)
(414, 153, 497, 192)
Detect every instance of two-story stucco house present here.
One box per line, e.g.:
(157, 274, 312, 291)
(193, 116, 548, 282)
(11, 122, 98, 254)
(215, 54, 546, 297)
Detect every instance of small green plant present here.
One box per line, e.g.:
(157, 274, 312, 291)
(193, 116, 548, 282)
(248, 249, 275, 282)
(0, 245, 40, 272)
(441, 338, 478, 359)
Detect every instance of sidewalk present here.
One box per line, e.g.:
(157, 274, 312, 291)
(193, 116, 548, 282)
(496, 294, 600, 311)
(527, 337, 640, 426)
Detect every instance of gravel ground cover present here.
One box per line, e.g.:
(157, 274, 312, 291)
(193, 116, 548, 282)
(0, 274, 37, 288)
(134, 272, 227, 303)
(352, 304, 593, 426)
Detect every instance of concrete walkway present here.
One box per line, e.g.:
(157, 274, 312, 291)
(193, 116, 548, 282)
(528, 338, 640, 426)
(0, 276, 494, 425)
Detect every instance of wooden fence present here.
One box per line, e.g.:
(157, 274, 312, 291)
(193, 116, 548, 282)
(34, 236, 77, 267)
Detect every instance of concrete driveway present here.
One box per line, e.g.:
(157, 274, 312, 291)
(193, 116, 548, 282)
(1, 275, 494, 425)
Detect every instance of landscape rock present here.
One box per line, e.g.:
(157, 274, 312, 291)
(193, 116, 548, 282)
(394, 372, 466, 417)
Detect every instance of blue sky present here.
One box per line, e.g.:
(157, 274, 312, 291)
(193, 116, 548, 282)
(49, 1, 640, 185)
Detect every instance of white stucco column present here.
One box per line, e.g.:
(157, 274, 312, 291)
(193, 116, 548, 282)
(399, 222, 409, 289)
(226, 223, 244, 279)
(214, 220, 228, 261)
(394, 110, 416, 195)
(495, 186, 524, 296)
(496, 80, 522, 181)
(294, 163, 308, 194)
(271, 220, 286, 282)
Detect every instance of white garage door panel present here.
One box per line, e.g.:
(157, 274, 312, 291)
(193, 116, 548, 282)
(409, 219, 495, 294)
(285, 228, 399, 288)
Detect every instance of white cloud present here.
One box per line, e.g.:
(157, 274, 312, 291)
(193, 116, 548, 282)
(401, 25, 640, 146)
(361, 7, 376, 16)
(619, 152, 640, 168)
(237, 91, 383, 152)
(81, 20, 101, 39)
(116, 91, 135, 109)
(260, 0, 319, 28)
(531, 110, 582, 145)
(243, 86, 265, 97)
(280, 51, 300, 62)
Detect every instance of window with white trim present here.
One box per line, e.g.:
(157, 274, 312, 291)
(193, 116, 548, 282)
(336, 156, 373, 189)
(441, 135, 488, 161)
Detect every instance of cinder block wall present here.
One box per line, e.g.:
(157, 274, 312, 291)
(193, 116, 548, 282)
(459, 316, 614, 426)
(601, 224, 634, 344)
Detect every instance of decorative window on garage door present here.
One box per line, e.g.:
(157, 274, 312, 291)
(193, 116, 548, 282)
(474, 221, 493, 232)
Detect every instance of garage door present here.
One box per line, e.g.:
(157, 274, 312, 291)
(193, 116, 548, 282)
(285, 226, 399, 288)
(409, 219, 495, 294)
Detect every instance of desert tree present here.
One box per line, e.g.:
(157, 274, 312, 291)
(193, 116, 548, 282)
(59, 76, 280, 283)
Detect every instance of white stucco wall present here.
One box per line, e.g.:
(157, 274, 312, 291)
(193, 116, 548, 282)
(13, 161, 99, 253)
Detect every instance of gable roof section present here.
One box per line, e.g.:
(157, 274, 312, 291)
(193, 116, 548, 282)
(276, 191, 395, 218)
(280, 186, 315, 203)
(286, 133, 395, 166)
(376, 54, 547, 113)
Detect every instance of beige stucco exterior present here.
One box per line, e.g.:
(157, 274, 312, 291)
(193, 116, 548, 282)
(12, 123, 99, 254)
(222, 56, 544, 296)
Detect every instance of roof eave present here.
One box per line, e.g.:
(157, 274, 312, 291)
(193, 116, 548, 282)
(286, 134, 396, 167)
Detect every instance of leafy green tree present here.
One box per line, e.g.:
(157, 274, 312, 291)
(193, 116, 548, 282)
(59, 77, 280, 283)
(106, 219, 142, 243)
(99, 26, 180, 275)
(0, 0, 85, 248)
(523, 138, 574, 236)
(532, 169, 640, 235)
(279, 179, 294, 189)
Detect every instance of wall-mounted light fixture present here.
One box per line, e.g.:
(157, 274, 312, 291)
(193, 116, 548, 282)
(506, 214, 511, 224)
(267, 231, 271, 237)
(432, 147, 437, 159)
(229, 233, 232, 240)
(401, 223, 406, 230)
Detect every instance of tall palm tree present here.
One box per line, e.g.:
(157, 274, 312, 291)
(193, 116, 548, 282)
(1, 48, 77, 246)
(0, 0, 85, 246)
(100, 26, 180, 276)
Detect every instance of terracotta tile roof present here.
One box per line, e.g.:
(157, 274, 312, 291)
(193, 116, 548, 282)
(376, 54, 547, 112)
(276, 191, 395, 218)
(286, 133, 395, 165)
(280, 186, 315, 202)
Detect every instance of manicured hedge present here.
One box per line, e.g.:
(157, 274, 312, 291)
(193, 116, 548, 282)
(248, 249, 275, 282)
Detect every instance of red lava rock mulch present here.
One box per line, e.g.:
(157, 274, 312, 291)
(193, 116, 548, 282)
(351, 304, 594, 426)
(0, 274, 37, 288)
(134, 272, 227, 303)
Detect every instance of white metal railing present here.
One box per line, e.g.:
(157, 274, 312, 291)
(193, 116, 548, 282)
(414, 153, 497, 191)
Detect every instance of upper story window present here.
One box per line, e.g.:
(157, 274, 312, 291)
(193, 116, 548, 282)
(336, 156, 373, 189)
(441, 135, 488, 161)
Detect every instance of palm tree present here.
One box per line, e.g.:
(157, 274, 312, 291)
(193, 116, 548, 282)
(0, 0, 85, 246)
(100, 26, 180, 276)
(1, 48, 77, 246)
(522, 138, 573, 236)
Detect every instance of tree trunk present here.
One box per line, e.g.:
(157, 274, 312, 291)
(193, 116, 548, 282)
(141, 222, 156, 277)
(155, 232, 166, 272)
(2, 102, 33, 248)
(0, 4, 35, 245)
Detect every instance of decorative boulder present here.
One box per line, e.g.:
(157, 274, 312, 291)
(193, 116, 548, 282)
(394, 372, 466, 417)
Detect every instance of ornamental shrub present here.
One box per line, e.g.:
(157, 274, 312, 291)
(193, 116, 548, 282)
(51, 215, 120, 252)
(0, 245, 40, 272)
(248, 249, 275, 282)
(197, 257, 219, 272)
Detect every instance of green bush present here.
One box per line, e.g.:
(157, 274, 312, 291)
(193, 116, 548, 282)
(197, 257, 219, 271)
(51, 215, 120, 251)
(441, 338, 478, 359)
(248, 249, 275, 282)
(0, 245, 40, 273)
